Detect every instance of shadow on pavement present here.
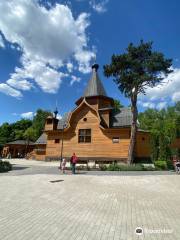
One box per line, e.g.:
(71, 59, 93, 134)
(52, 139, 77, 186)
(2, 163, 176, 176)
(50, 179, 64, 183)
(12, 164, 29, 171)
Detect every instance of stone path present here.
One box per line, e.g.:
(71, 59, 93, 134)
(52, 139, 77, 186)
(0, 159, 179, 239)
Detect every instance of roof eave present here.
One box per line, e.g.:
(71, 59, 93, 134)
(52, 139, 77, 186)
(75, 95, 114, 106)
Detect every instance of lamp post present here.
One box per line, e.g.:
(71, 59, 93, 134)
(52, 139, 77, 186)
(60, 123, 65, 169)
(53, 107, 62, 169)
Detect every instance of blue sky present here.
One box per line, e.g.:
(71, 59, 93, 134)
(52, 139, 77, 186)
(0, 0, 180, 124)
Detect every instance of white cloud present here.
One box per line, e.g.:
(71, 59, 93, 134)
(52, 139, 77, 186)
(138, 101, 167, 110)
(138, 101, 155, 109)
(15, 59, 68, 93)
(156, 101, 167, 110)
(0, 34, 5, 48)
(20, 112, 34, 119)
(139, 67, 180, 108)
(0, 83, 22, 98)
(7, 78, 33, 91)
(0, 0, 95, 97)
(89, 0, 109, 13)
(70, 75, 81, 85)
(75, 50, 96, 73)
(172, 92, 180, 102)
(66, 62, 74, 73)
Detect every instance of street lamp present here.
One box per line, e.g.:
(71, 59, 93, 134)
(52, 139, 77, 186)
(54, 107, 66, 170)
(60, 123, 65, 169)
(53, 107, 62, 169)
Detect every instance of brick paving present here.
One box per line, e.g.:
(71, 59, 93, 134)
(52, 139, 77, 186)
(0, 159, 180, 240)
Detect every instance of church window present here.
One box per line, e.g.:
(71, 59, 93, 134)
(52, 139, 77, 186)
(47, 119, 52, 124)
(78, 129, 91, 143)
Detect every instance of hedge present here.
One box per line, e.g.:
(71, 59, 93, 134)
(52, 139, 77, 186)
(100, 163, 155, 171)
(0, 160, 12, 173)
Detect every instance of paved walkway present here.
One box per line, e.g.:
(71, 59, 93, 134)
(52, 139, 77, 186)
(0, 159, 180, 240)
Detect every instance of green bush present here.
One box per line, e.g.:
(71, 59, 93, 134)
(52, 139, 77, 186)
(106, 163, 144, 171)
(142, 165, 156, 171)
(166, 159, 174, 170)
(99, 164, 108, 171)
(154, 160, 167, 170)
(0, 160, 12, 173)
(99, 163, 157, 171)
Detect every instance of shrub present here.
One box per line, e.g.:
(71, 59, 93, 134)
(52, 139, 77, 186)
(99, 164, 107, 171)
(166, 159, 174, 170)
(142, 165, 156, 171)
(99, 163, 157, 171)
(106, 163, 144, 171)
(0, 160, 12, 173)
(154, 160, 167, 170)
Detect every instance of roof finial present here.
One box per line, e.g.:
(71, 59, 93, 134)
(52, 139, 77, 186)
(54, 100, 58, 119)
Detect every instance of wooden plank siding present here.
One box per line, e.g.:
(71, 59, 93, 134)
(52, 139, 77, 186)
(45, 105, 130, 161)
(135, 132, 151, 157)
(34, 104, 150, 162)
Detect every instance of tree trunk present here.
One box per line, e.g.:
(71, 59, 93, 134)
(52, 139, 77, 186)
(127, 93, 138, 165)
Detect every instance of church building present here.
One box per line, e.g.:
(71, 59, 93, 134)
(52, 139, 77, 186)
(32, 64, 151, 164)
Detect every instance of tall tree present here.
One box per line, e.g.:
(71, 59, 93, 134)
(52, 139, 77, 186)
(0, 119, 32, 145)
(138, 104, 179, 163)
(11, 119, 32, 140)
(32, 109, 52, 139)
(104, 40, 172, 164)
(0, 109, 51, 147)
(0, 123, 13, 145)
(113, 99, 124, 111)
(24, 127, 37, 142)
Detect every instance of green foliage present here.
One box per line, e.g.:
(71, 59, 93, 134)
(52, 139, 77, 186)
(0, 123, 13, 145)
(154, 160, 167, 170)
(138, 102, 180, 165)
(104, 40, 172, 163)
(31, 109, 52, 139)
(12, 119, 32, 140)
(166, 159, 174, 170)
(100, 163, 153, 171)
(23, 127, 37, 141)
(99, 164, 108, 171)
(113, 99, 124, 111)
(0, 160, 12, 172)
(104, 40, 172, 98)
(0, 109, 52, 146)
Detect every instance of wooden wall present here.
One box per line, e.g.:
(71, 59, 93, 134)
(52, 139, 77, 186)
(45, 105, 131, 161)
(135, 132, 151, 157)
(35, 144, 46, 161)
(34, 103, 151, 162)
(30, 144, 46, 161)
(100, 110, 110, 127)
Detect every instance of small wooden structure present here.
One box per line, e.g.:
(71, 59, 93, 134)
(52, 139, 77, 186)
(2, 140, 34, 158)
(171, 138, 180, 149)
(171, 138, 180, 162)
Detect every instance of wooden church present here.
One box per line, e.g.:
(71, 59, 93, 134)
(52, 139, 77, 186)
(32, 64, 150, 164)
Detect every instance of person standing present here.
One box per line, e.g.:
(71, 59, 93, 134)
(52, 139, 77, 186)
(61, 158, 66, 174)
(175, 160, 180, 174)
(70, 153, 78, 174)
